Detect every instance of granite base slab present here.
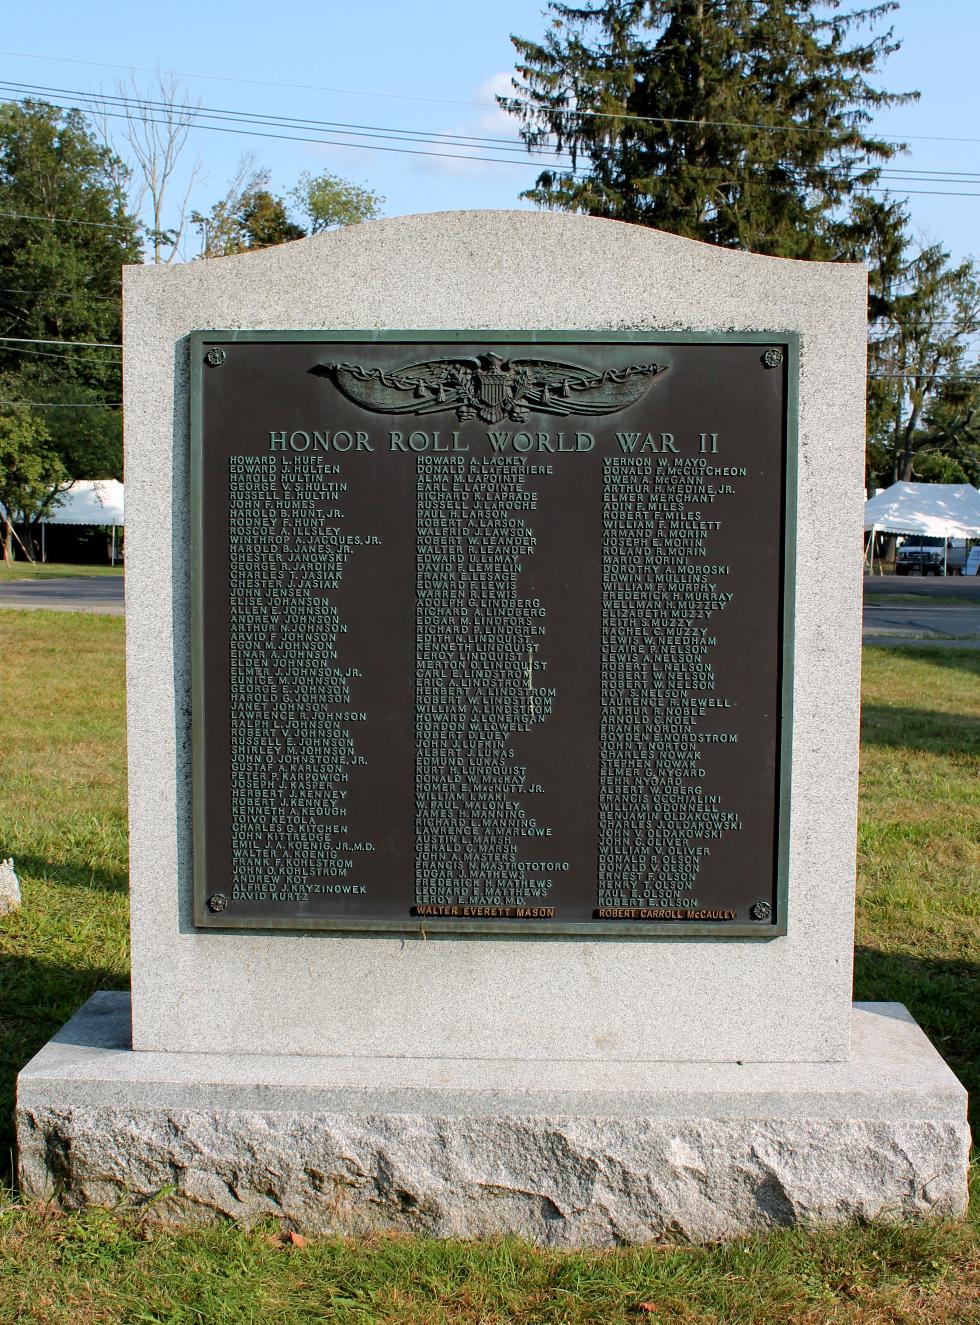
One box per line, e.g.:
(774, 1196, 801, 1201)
(16, 993, 969, 1246)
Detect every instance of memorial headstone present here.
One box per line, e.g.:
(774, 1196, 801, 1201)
(17, 213, 969, 1242)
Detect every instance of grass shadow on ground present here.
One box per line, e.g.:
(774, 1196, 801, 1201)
(853, 947, 979, 1137)
(7, 855, 128, 898)
(861, 705, 980, 756)
(867, 644, 980, 680)
(0, 953, 127, 1186)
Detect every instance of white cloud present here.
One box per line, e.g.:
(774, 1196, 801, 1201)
(474, 71, 521, 135)
(411, 70, 531, 180)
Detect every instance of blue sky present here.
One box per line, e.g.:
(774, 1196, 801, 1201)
(1, 0, 976, 265)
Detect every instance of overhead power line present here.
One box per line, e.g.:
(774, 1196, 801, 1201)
(0, 209, 129, 229)
(3, 83, 980, 201)
(8, 78, 972, 176)
(3, 93, 585, 176)
(0, 284, 119, 300)
(3, 46, 980, 145)
(0, 335, 120, 348)
(28, 78, 980, 173)
(873, 187, 980, 198)
(18, 80, 553, 156)
(18, 76, 980, 187)
(0, 82, 590, 175)
(0, 345, 116, 361)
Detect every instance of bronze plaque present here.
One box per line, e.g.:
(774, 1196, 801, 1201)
(191, 333, 795, 936)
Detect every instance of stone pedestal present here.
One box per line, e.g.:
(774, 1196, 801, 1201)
(14, 214, 970, 1239)
(17, 994, 969, 1244)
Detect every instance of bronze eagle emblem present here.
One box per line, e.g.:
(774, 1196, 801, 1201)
(312, 352, 667, 424)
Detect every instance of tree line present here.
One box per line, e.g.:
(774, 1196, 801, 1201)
(500, 0, 980, 492)
(2, 2, 978, 558)
(0, 98, 380, 559)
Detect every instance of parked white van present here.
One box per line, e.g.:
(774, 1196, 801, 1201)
(895, 536, 970, 576)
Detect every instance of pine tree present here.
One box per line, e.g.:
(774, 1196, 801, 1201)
(502, 0, 914, 257)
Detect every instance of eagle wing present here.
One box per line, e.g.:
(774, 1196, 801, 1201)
(509, 359, 668, 416)
(312, 358, 482, 415)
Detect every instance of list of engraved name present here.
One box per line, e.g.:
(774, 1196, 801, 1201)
(598, 454, 743, 915)
(228, 454, 376, 904)
(415, 455, 559, 912)
(225, 442, 748, 918)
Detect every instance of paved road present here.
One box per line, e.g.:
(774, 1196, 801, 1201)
(863, 605, 979, 644)
(863, 574, 979, 646)
(0, 572, 975, 645)
(864, 574, 980, 602)
(0, 575, 124, 615)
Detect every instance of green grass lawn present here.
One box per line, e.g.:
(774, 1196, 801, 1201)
(0, 612, 976, 1323)
(0, 562, 123, 581)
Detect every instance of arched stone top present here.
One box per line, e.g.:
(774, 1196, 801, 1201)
(124, 209, 866, 339)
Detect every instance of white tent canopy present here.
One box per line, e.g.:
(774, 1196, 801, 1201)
(863, 482, 980, 538)
(43, 479, 124, 527)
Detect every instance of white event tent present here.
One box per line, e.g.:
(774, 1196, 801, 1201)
(41, 479, 125, 563)
(863, 482, 980, 574)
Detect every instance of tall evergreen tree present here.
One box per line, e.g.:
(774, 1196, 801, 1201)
(502, 0, 914, 257)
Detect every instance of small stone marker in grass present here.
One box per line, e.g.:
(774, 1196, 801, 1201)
(15, 213, 970, 1243)
(0, 858, 19, 914)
